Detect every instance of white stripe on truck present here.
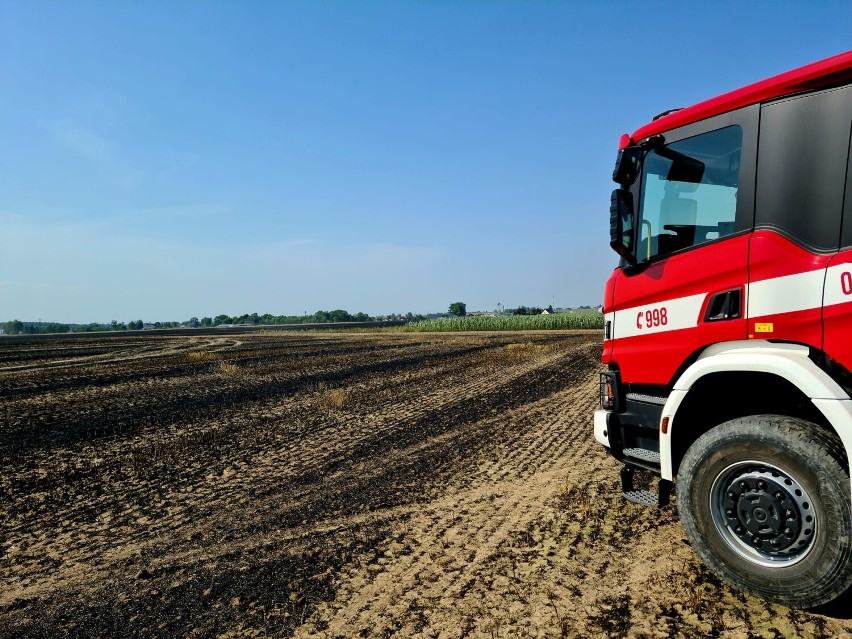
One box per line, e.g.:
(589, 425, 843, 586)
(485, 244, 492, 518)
(748, 269, 826, 318)
(606, 264, 852, 342)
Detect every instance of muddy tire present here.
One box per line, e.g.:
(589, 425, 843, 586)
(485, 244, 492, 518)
(678, 415, 852, 608)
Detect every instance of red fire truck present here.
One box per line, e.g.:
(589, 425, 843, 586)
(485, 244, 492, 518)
(596, 51, 852, 607)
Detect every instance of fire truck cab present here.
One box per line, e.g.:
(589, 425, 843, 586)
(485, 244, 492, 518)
(595, 51, 852, 607)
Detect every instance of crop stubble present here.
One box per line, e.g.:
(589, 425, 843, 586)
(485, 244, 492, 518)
(1, 331, 850, 638)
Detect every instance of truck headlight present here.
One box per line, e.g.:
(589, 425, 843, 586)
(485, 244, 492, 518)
(600, 371, 619, 410)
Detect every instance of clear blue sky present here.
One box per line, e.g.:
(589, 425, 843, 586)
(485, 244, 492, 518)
(1, 1, 850, 322)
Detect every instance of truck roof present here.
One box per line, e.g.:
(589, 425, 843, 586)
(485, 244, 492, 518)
(630, 50, 852, 144)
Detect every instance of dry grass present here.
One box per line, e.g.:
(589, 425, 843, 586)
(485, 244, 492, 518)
(216, 361, 240, 376)
(308, 382, 351, 410)
(323, 388, 350, 410)
(498, 342, 551, 364)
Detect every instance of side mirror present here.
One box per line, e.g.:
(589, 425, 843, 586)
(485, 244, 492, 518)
(612, 147, 643, 185)
(610, 189, 637, 265)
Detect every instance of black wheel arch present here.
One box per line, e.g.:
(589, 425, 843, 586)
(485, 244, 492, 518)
(669, 370, 837, 477)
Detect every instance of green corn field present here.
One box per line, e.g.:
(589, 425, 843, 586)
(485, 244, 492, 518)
(403, 312, 604, 332)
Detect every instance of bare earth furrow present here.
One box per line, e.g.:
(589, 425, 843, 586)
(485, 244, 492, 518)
(297, 351, 602, 637)
(2, 333, 595, 626)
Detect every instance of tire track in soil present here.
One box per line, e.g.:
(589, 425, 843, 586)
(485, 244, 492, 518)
(0, 336, 598, 635)
(1, 333, 547, 497)
(295, 343, 602, 638)
(1, 339, 595, 607)
(0, 334, 498, 453)
(251, 340, 596, 534)
(0, 336, 239, 374)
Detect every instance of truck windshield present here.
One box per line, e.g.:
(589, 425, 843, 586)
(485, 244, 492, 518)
(636, 125, 742, 261)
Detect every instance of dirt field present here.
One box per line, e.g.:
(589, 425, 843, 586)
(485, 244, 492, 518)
(2, 331, 851, 638)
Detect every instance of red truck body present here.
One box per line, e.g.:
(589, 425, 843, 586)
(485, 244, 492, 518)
(595, 51, 852, 607)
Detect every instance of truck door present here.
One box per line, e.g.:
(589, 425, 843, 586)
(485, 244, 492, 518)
(749, 85, 851, 358)
(609, 106, 758, 388)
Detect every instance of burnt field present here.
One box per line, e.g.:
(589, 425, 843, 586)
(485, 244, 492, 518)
(1, 331, 850, 638)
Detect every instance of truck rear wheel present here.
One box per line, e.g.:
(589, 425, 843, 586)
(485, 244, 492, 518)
(678, 415, 852, 607)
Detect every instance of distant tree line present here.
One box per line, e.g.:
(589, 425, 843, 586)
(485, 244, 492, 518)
(513, 306, 545, 316)
(1, 310, 431, 335)
(1, 320, 72, 335)
(1, 319, 149, 334)
(186, 310, 432, 326)
(75, 320, 161, 332)
(198, 310, 375, 326)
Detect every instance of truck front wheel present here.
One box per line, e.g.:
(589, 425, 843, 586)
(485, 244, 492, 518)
(678, 415, 852, 608)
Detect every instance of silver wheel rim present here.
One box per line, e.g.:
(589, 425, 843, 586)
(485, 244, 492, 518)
(709, 460, 817, 568)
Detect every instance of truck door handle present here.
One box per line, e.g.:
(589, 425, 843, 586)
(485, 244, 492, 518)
(704, 289, 742, 322)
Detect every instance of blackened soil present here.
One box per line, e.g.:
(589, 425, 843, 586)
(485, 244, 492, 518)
(0, 331, 600, 637)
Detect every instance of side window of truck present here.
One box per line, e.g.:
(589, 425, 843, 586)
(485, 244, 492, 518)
(759, 84, 851, 253)
(637, 125, 743, 261)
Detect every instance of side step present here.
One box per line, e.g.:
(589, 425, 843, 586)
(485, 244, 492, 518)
(622, 448, 660, 465)
(620, 466, 672, 508)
